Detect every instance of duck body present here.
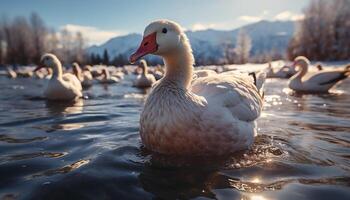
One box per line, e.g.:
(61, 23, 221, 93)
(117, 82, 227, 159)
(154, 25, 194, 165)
(141, 74, 262, 155)
(289, 70, 349, 93)
(99, 68, 120, 84)
(81, 71, 93, 87)
(131, 20, 265, 156)
(134, 74, 156, 88)
(134, 60, 156, 88)
(35, 53, 83, 101)
(45, 74, 82, 100)
(72, 63, 93, 88)
(99, 76, 120, 84)
(288, 57, 349, 93)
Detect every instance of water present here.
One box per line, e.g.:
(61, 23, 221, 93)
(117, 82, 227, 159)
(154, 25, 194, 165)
(0, 75, 350, 200)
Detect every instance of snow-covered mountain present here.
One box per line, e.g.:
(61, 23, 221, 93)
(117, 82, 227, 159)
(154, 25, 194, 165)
(87, 20, 295, 62)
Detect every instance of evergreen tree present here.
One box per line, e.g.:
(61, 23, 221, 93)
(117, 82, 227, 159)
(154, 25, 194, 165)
(103, 49, 109, 65)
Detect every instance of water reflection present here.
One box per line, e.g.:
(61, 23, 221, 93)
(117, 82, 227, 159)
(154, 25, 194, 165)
(249, 195, 268, 200)
(28, 159, 90, 179)
(41, 99, 85, 131)
(45, 99, 84, 115)
(137, 135, 285, 199)
(0, 76, 350, 200)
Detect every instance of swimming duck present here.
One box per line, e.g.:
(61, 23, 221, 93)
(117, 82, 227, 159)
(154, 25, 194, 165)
(34, 53, 82, 101)
(267, 62, 297, 79)
(6, 66, 17, 79)
(288, 56, 350, 93)
(130, 20, 265, 156)
(72, 62, 93, 88)
(133, 59, 156, 88)
(150, 64, 164, 80)
(99, 67, 120, 84)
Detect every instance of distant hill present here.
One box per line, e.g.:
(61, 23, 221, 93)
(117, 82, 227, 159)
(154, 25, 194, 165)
(87, 20, 295, 63)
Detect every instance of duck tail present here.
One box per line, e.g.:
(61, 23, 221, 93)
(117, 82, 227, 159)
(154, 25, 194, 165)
(249, 71, 266, 97)
(256, 71, 267, 97)
(345, 65, 350, 76)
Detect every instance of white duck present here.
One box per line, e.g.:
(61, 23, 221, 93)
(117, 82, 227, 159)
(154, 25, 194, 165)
(72, 62, 93, 88)
(150, 64, 164, 80)
(34, 53, 82, 101)
(130, 20, 265, 156)
(6, 66, 17, 79)
(133, 59, 156, 88)
(267, 62, 297, 79)
(288, 56, 350, 93)
(99, 67, 120, 84)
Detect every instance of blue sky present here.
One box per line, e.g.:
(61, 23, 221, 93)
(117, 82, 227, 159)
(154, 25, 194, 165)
(0, 0, 309, 45)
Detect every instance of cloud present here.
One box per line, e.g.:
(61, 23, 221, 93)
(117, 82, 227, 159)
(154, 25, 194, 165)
(237, 10, 269, 23)
(60, 24, 126, 45)
(238, 16, 262, 23)
(274, 11, 304, 21)
(190, 23, 222, 31)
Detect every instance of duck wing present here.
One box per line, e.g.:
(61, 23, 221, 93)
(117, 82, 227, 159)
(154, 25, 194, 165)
(191, 74, 263, 122)
(307, 71, 348, 86)
(62, 73, 83, 94)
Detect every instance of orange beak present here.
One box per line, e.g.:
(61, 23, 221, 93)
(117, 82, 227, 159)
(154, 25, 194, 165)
(33, 65, 45, 72)
(129, 32, 158, 64)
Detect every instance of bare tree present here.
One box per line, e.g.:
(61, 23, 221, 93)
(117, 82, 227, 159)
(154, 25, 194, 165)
(59, 28, 74, 64)
(235, 29, 252, 64)
(10, 17, 35, 65)
(287, 0, 350, 60)
(73, 31, 85, 64)
(222, 41, 236, 64)
(46, 29, 59, 54)
(30, 12, 47, 64)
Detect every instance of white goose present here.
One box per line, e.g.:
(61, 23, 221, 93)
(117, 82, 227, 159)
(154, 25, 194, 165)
(130, 20, 265, 156)
(72, 62, 93, 88)
(99, 67, 120, 84)
(34, 53, 82, 101)
(133, 59, 156, 88)
(267, 62, 297, 79)
(288, 56, 350, 93)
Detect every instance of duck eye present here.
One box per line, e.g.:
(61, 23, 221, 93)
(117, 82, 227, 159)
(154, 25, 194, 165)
(162, 28, 167, 34)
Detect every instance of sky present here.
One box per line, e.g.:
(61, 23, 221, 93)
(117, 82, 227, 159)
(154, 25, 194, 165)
(0, 0, 310, 45)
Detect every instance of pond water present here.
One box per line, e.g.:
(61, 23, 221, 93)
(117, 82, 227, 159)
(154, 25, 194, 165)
(0, 73, 349, 200)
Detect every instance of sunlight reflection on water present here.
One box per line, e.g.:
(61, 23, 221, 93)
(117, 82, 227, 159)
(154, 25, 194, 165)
(0, 76, 349, 199)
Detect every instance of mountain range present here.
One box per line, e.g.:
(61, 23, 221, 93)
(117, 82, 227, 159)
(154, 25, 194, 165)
(87, 20, 296, 63)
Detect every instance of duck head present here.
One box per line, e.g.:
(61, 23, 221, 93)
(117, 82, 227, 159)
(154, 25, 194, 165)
(292, 56, 310, 69)
(34, 53, 63, 78)
(72, 62, 81, 76)
(35, 53, 61, 71)
(138, 59, 148, 74)
(130, 20, 187, 63)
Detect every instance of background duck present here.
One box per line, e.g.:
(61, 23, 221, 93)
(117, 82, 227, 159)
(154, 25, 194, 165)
(72, 62, 93, 88)
(34, 53, 82, 101)
(133, 59, 156, 88)
(98, 67, 120, 84)
(288, 56, 350, 93)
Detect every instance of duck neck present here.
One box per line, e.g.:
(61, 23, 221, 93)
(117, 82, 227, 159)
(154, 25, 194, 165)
(73, 67, 81, 78)
(162, 43, 194, 89)
(104, 69, 110, 79)
(142, 65, 148, 76)
(52, 63, 63, 79)
(291, 62, 308, 82)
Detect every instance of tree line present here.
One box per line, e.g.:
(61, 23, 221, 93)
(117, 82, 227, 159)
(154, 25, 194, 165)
(0, 13, 86, 66)
(287, 0, 350, 60)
